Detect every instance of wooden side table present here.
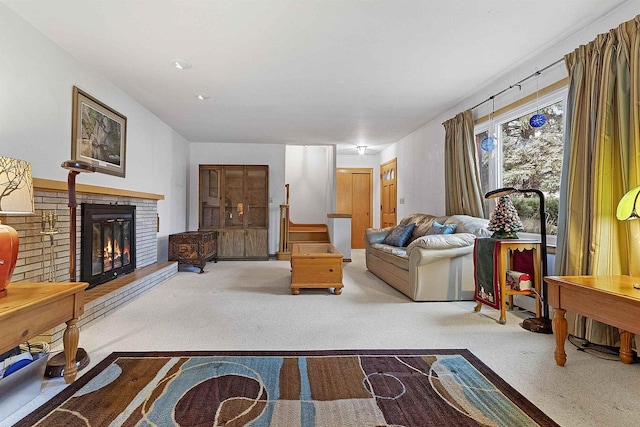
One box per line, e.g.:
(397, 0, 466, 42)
(474, 239, 541, 324)
(169, 231, 218, 273)
(0, 282, 87, 384)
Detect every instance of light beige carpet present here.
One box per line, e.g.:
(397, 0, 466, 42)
(5, 250, 639, 426)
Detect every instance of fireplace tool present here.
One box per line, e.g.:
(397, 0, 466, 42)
(40, 211, 59, 282)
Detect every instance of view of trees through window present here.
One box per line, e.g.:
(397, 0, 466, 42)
(476, 100, 564, 236)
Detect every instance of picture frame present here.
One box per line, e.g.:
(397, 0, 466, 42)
(71, 86, 127, 177)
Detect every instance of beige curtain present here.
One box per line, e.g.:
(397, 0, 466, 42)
(556, 15, 640, 345)
(443, 109, 485, 218)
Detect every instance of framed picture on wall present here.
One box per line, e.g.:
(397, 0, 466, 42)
(71, 86, 127, 177)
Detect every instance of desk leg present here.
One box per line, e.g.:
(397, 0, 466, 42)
(552, 308, 567, 366)
(62, 318, 80, 383)
(473, 301, 482, 312)
(619, 330, 634, 364)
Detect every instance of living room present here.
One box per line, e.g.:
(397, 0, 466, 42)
(2, 1, 640, 426)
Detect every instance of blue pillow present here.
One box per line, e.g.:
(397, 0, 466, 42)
(426, 221, 457, 235)
(382, 223, 416, 247)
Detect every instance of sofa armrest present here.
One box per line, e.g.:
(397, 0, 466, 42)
(409, 244, 475, 267)
(365, 227, 393, 245)
(407, 232, 476, 251)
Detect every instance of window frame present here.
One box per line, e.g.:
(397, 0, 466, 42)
(475, 87, 568, 246)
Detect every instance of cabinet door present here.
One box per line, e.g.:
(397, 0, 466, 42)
(224, 166, 245, 229)
(218, 230, 244, 258)
(245, 166, 268, 228)
(199, 166, 222, 230)
(245, 229, 268, 258)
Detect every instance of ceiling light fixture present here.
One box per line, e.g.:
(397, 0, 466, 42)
(356, 146, 367, 155)
(196, 93, 211, 100)
(170, 59, 192, 70)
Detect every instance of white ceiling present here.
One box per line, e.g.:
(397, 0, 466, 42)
(3, 0, 630, 154)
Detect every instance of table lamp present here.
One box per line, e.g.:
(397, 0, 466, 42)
(485, 186, 552, 334)
(616, 185, 640, 220)
(617, 185, 640, 290)
(61, 160, 95, 281)
(0, 156, 34, 297)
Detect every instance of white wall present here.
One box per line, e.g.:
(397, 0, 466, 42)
(0, 4, 189, 261)
(285, 145, 334, 224)
(188, 143, 286, 255)
(378, 1, 640, 219)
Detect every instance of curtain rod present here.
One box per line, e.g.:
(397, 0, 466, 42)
(470, 57, 565, 111)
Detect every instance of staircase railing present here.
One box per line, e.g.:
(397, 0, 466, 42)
(277, 183, 331, 260)
(276, 203, 291, 260)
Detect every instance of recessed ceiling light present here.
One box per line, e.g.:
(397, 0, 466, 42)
(170, 59, 192, 70)
(196, 93, 211, 100)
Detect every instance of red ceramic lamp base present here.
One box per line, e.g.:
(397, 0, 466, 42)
(0, 222, 20, 297)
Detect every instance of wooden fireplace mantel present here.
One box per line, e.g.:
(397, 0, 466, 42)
(34, 178, 165, 201)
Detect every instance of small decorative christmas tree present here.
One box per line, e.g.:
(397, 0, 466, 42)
(488, 195, 523, 239)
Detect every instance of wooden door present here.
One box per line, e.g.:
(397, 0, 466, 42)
(380, 158, 397, 228)
(336, 168, 372, 249)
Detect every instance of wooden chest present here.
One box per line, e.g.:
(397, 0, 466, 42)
(168, 231, 217, 273)
(290, 243, 343, 295)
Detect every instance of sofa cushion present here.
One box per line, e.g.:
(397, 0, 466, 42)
(426, 221, 457, 235)
(382, 223, 415, 247)
(400, 214, 439, 242)
(365, 227, 394, 244)
(369, 243, 410, 270)
(407, 233, 476, 251)
(444, 215, 491, 237)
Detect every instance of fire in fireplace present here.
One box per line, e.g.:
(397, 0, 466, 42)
(81, 203, 136, 289)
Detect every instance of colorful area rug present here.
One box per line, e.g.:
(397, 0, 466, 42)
(17, 350, 558, 426)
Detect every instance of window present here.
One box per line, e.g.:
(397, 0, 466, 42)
(475, 91, 565, 237)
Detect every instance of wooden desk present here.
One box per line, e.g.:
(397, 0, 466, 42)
(546, 275, 640, 366)
(474, 239, 541, 324)
(0, 282, 87, 383)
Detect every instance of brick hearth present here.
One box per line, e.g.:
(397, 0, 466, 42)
(46, 262, 177, 348)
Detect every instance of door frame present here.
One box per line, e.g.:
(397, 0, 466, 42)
(336, 167, 373, 248)
(380, 158, 397, 228)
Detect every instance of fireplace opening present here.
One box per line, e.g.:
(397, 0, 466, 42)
(81, 203, 136, 289)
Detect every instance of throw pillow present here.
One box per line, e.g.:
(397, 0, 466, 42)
(426, 221, 457, 235)
(382, 223, 416, 247)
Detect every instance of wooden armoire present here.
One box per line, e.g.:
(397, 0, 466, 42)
(199, 165, 269, 260)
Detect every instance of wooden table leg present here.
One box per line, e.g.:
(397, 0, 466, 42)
(63, 318, 80, 383)
(552, 308, 567, 366)
(473, 301, 483, 312)
(619, 330, 634, 364)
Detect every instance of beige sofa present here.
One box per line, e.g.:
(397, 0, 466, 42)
(365, 213, 491, 301)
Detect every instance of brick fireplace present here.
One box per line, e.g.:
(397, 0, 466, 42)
(1, 179, 177, 346)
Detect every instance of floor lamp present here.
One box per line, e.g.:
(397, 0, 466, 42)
(485, 187, 553, 334)
(61, 160, 95, 281)
(46, 160, 95, 379)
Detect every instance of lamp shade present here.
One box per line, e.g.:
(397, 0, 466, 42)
(616, 185, 640, 220)
(0, 156, 34, 214)
(485, 187, 517, 199)
(0, 156, 34, 297)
